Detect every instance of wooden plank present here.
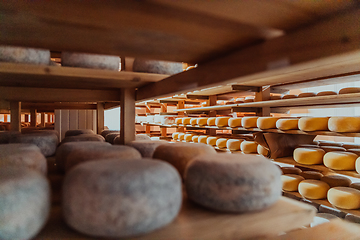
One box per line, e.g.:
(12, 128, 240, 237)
(232, 85, 261, 92)
(0, 86, 120, 102)
(120, 88, 135, 144)
(96, 103, 105, 134)
(30, 109, 37, 127)
(255, 86, 270, 116)
(10, 101, 21, 131)
(69, 110, 78, 130)
(54, 110, 61, 138)
(86, 110, 94, 132)
(78, 110, 87, 130)
(137, 9, 360, 100)
(0, 63, 168, 90)
(60, 110, 69, 141)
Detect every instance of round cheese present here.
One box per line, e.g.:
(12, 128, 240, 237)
(293, 147, 325, 165)
(0, 45, 50, 65)
(240, 141, 258, 154)
(276, 118, 299, 130)
(300, 171, 323, 180)
(228, 118, 242, 127)
(0, 131, 20, 144)
(327, 187, 360, 209)
(190, 118, 198, 126)
(197, 117, 208, 126)
(298, 117, 329, 131)
(105, 133, 120, 144)
(61, 134, 105, 145)
(133, 59, 183, 74)
(328, 117, 360, 133)
(257, 145, 269, 156)
(185, 154, 281, 212)
(281, 167, 302, 175)
(226, 139, 243, 151)
(65, 129, 95, 137)
(298, 92, 316, 98)
(281, 94, 297, 99)
(207, 136, 218, 146)
(198, 135, 209, 144)
(281, 174, 304, 191)
(100, 130, 119, 138)
(135, 134, 151, 141)
(63, 158, 182, 238)
(270, 95, 281, 100)
(178, 133, 185, 141)
(216, 138, 228, 149)
(172, 132, 180, 140)
(339, 87, 360, 95)
(241, 117, 258, 128)
(355, 157, 360, 174)
(298, 180, 330, 199)
(182, 117, 191, 125)
(62, 52, 120, 70)
(316, 91, 337, 96)
(207, 117, 216, 126)
(321, 175, 351, 188)
(0, 167, 50, 240)
(215, 117, 230, 127)
(350, 182, 360, 191)
(323, 151, 357, 170)
(192, 135, 199, 143)
(184, 133, 193, 142)
(175, 118, 183, 125)
(126, 140, 168, 158)
(257, 117, 279, 130)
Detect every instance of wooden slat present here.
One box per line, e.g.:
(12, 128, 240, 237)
(60, 110, 69, 141)
(96, 103, 105, 134)
(86, 110, 95, 132)
(69, 110, 78, 130)
(137, 9, 360, 100)
(78, 110, 87, 130)
(30, 109, 37, 127)
(0, 63, 168, 90)
(120, 88, 135, 144)
(10, 101, 21, 131)
(0, 87, 120, 102)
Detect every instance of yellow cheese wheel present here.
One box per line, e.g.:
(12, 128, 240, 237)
(293, 147, 325, 165)
(323, 151, 357, 170)
(298, 117, 329, 131)
(257, 145, 269, 156)
(240, 141, 258, 154)
(216, 138, 228, 149)
(226, 139, 243, 151)
(228, 118, 242, 128)
(184, 134, 193, 142)
(281, 167, 302, 175)
(241, 117, 258, 128)
(198, 135, 209, 144)
(197, 117, 208, 126)
(207, 137, 218, 146)
(298, 92, 316, 98)
(339, 87, 360, 95)
(257, 117, 279, 130)
(192, 135, 199, 143)
(270, 95, 281, 100)
(172, 132, 179, 140)
(175, 118, 183, 125)
(182, 117, 191, 125)
(298, 180, 330, 199)
(207, 117, 216, 126)
(178, 133, 185, 141)
(281, 94, 297, 99)
(355, 157, 360, 174)
(276, 119, 299, 130)
(316, 91, 337, 96)
(328, 187, 360, 209)
(281, 174, 304, 192)
(328, 117, 360, 133)
(215, 117, 230, 127)
(190, 118, 198, 126)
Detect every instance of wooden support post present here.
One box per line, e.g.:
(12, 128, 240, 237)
(10, 101, 21, 132)
(47, 113, 51, 123)
(30, 109, 37, 127)
(120, 88, 135, 144)
(255, 86, 271, 116)
(160, 103, 167, 138)
(207, 95, 217, 136)
(145, 103, 151, 134)
(4, 114, 8, 122)
(176, 100, 185, 133)
(40, 112, 45, 127)
(97, 102, 105, 134)
(24, 114, 29, 123)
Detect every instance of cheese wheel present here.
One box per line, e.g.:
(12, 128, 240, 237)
(323, 151, 357, 170)
(240, 141, 258, 154)
(241, 117, 258, 128)
(65, 129, 95, 137)
(0, 45, 50, 65)
(198, 135, 209, 144)
(61, 134, 105, 145)
(298, 117, 329, 131)
(63, 158, 182, 238)
(172, 132, 180, 140)
(216, 138, 228, 149)
(281, 94, 297, 99)
(0, 167, 50, 240)
(298, 92, 316, 98)
(328, 117, 360, 133)
(300, 171, 323, 180)
(316, 91, 337, 96)
(327, 187, 360, 209)
(257, 117, 279, 130)
(257, 145, 269, 156)
(132, 59, 183, 74)
(207, 136, 218, 146)
(207, 117, 216, 126)
(175, 118, 183, 125)
(350, 182, 360, 191)
(190, 118, 198, 126)
(126, 140, 168, 158)
(244, 97, 254, 103)
(281, 167, 302, 175)
(294, 147, 325, 165)
(215, 117, 230, 127)
(184, 134, 193, 142)
(339, 87, 360, 95)
(276, 118, 299, 130)
(281, 174, 304, 191)
(321, 175, 351, 188)
(0, 131, 20, 144)
(100, 130, 119, 138)
(192, 135, 199, 143)
(226, 139, 243, 151)
(135, 134, 151, 141)
(105, 133, 120, 144)
(197, 117, 208, 126)
(177, 133, 185, 141)
(182, 117, 191, 125)
(228, 118, 242, 127)
(270, 95, 281, 100)
(61, 52, 120, 70)
(298, 180, 330, 199)
(356, 157, 360, 174)
(320, 146, 347, 152)
(185, 154, 281, 212)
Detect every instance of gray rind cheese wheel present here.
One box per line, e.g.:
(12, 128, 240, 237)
(0, 45, 50, 65)
(0, 167, 50, 240)
(299, 171, 323, 180)
(184, 154, 281, 212)
(22, 129, 60, 142)
(126, 140, 169, 158)
(10, 133, 58, 157)
(136, 134, 152, 141)
(61, 52, 120, 70)
(0, 131, 20, 144)
(63, 158, 182, 238)
(328, 117, 360, 133)
(105, 133, 120, 144)
(0, 143, 47, 174)
(281, 166, 302, 175)
(321, 175, 351, 188)
(133, 59, 183, 75)
(100, 130, 120, 138)
(60, 134, 105, 145)
(153, 142, 216, 178)
(65, 129, 95, 137)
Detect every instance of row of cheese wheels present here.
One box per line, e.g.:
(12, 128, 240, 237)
(175, 116, 360, 133)
(294, 148, 360, 173)
(281, 166, 360, 210)
(270, 87, 360, 100)
(171, 132, 268, 155)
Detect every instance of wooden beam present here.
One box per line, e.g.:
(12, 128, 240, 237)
(104, 102, 120, 110)
(255, 86, 270, 116)
(0, 87, 121, 102)
(119, 88, 135, 144)
(30, 109, 37, 127)
(10, 101, 21, 131)
(21, 103, 97, 111)
(160, 103, 167, 137)
(97, 102, 105, 134)
(137, 9, 360, 100)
